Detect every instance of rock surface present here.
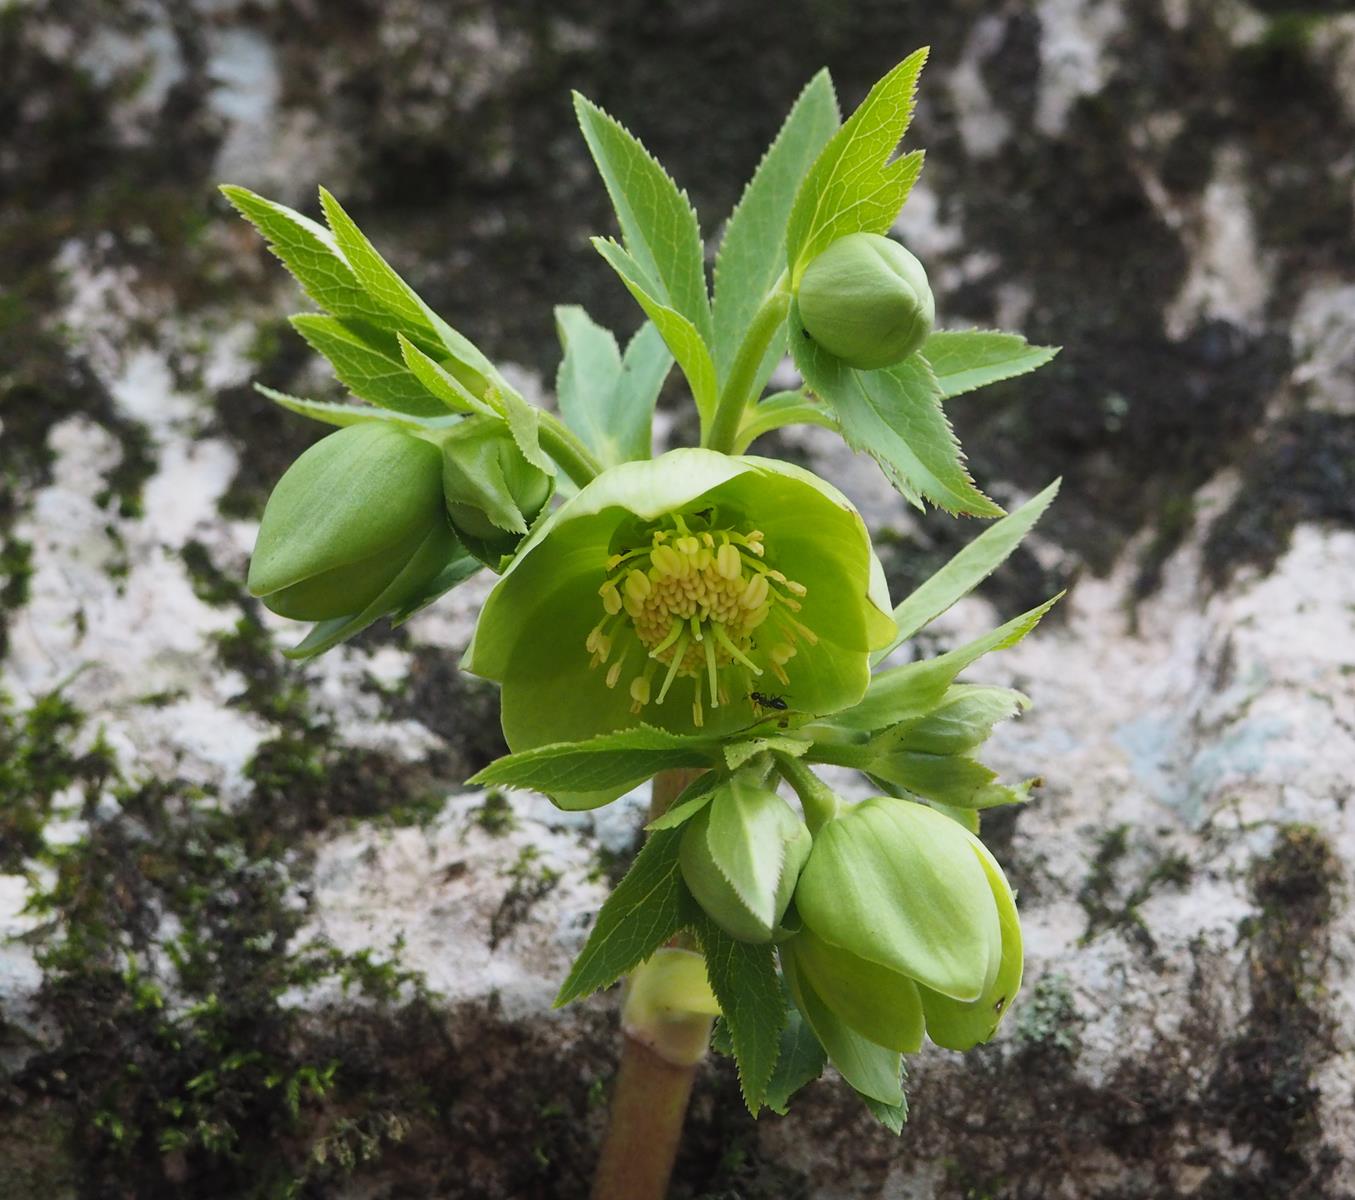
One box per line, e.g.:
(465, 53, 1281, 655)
(2, 2, 1353, 1197)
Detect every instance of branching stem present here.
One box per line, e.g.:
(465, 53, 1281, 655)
(538, 410, 604, 488)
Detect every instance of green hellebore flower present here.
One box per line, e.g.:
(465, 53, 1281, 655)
(247, 421, 461, 633)
(464, 448, 895, 749)
(679, 770, 812, 943)
(438, 416, 553, 565)
(792, 796, 1022, 1054)
(797, 232, 935, 370)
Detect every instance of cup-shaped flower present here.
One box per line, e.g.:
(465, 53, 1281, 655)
(438, 416, 553, 565)
(679, 770, 812, 943)
(463, 448, 895, 749)
(791, 796, 1022, 1053)
(247, 422, 460, 625)
(797, 232, 935, 370)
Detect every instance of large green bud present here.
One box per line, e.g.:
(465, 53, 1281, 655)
(438, 416, 553, 565)
(247, 422, 458, 623)
(797, 232, 935, 370)
(678, 771, 812, 944)
(791, 797, 1021, 1056)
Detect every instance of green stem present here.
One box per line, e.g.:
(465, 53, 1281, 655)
(591, 768, 707, 1200)
(776, 754, 840, 834)
(538, 410, 604, 488)
(703, 272, 791, 454)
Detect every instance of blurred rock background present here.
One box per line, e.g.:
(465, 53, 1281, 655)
(2, 1, 1354, 1196)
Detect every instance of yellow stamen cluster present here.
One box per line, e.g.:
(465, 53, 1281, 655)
(585, 515, 815, 727)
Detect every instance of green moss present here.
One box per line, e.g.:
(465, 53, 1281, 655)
(1077, 826, 1193, 950)
(1013, 971, 1082, 1057)
(0, 689, 117, 872)
(468, 789, 517, 836)
(181, 540, 247, 608)
(489, 845, 562, 950)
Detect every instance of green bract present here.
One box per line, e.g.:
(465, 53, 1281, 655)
(678, 770, 812, 943)
(797, 232, 935, 370)
(464, 448, 895, 749)
(248, 423, 460, 627)
(791, 795, 1021, 1054)
(437, 416, 554, 565)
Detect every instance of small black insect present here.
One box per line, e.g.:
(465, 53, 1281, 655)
(749, 691, 789, 712)
(993, 995, 1007, 1014)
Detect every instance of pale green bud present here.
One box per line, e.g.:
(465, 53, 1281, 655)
(797, 232, 935, 370)
(247, 422, 457, 621)
(679, 772, 812, 944)
(438, 417, 553, 564)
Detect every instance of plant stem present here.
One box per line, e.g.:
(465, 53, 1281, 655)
(538, 410, 604, 488)
(591, 767, 706, 1200)
(703, 272, 791, 454)
(776, 754, 840, 834)
(590, 1037, 698, 1200)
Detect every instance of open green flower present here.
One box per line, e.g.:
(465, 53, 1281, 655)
(788, 796, 1022, 1061)
(464, 448, 895, 749)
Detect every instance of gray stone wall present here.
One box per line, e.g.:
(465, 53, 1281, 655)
(2, 1, 1353, 1196)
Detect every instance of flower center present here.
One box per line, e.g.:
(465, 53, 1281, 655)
(584, 513, 816, 727)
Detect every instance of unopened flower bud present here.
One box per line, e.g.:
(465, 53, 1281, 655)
(439, 417, 553, 564)
(679, 772, 812, 943)
(798, 232, 935, 370)
(248, 422, 458, 622)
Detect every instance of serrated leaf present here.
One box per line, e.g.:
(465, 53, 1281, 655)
(593, 237, 719, 425)
(870, 752, 1008, 808)
(786, 48, 929, 284)
(921, 329, 1059, 399)
(872, 480, 1060, 664)
(289, 315, 446, 417)
(555, 828, 687, 1006)
(791, 302, 1001, 516)
(397, 335, 496, 416)
(890, 685, 1029, 756)
(318, 187, 443, 345)
(763, 1001, 827, 1114)
(220, 185, 392, 329)
(863, 1086, 909, 1134)
(840, 594, 1063, 733)
(254, 384, 422, 429)
(573, 93, 712, 342)
(468, 726, 719, 797)
(495, 383, 554, 474)
(712, 70, 839, 381)
(689, 912, 784, 1113)
(645, 773, 721, 832)
(554, 307, 670, 469)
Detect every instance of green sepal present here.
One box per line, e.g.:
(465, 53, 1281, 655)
(917, 837, 1023, 1050)
(282, 518, 462, 660)
(794, 797, 999, 1001)
(780, 937, 903, 1106)
(784, 929, 924, 1053)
